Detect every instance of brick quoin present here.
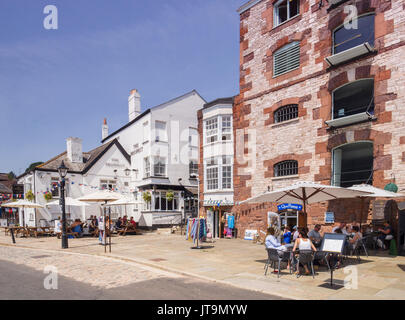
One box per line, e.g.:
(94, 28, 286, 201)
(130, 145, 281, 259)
(234, 0, 405, 238)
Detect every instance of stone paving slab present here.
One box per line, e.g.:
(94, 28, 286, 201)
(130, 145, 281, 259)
(1, 231, 405, 300)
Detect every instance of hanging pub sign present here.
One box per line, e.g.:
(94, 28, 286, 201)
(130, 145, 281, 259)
(325, 212, 335, 224)
(277, 203, 303, 211)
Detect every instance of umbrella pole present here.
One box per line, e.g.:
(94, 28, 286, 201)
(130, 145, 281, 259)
(109, 206, 111, 253)
(360, 197, 365, 230)
(104, 203, 106, 253)
(302, 188, 307, 228)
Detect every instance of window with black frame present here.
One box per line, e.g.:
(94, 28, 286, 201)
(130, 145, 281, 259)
(274, 104, 298, 123)
(333, 14, 375, 54)
(333, 79, 374, 119)
(274, 160, 298, 177)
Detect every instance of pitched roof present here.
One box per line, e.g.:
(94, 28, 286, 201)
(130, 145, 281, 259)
(101, 90, 206, 143)
(0, 183, 12, 194)
(19, 139, 130, 178)
(203, 97, 235, 110)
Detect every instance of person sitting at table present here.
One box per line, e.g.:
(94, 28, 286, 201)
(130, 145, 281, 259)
(333, 223, 348, 235)
(115, 217, 123, 230)
(282, 226, 292, 244)
(123, 215, 128, 225)
(265, 227, 290, 269)
(54, 217, 62, 237)
(308, 224, 322, 247)
(377, 221, 394, 250)
(292, 230, 317, 275)
(129, 217, 137, 230)
(348, 225, 362, 249)
(71, 219, 83, 237)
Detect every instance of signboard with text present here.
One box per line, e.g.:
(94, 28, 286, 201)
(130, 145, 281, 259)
(277, 203, 303, 211)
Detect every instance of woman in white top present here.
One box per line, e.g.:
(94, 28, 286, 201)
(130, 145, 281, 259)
(292, 229, 317, 275)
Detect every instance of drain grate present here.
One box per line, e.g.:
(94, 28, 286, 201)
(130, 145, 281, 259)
(149, 258, 167, 262)
(31, 255, 51, 259)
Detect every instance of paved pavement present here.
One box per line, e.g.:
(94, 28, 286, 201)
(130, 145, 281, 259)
(0, 246, 283, 300)
(1, 230, 405, 300)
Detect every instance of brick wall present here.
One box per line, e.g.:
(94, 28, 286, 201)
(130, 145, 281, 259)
(234, 0, 405, 238)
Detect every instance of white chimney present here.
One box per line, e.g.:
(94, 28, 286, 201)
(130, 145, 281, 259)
(128, 89, 141, 122)
(66, 137, 83, 163)
(102, 118, 109, 140)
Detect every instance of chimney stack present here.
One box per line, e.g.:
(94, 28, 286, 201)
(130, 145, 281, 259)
(66, 137, 83, 163)
(128, 89, 141, 122)
(102, 118, 109, 140)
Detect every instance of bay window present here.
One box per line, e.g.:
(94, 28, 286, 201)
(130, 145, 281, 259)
(153, 157, 166, 177)
(205, 118, 218, 144)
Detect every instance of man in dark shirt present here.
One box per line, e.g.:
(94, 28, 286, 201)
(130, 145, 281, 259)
(378, 221, 393, 249)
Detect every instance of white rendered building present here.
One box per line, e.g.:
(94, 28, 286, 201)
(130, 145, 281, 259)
(101, 89, 206, 226)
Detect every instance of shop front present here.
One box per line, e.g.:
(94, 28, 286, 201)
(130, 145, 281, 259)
(277, 203, 307, 230)
(203, 199, 234, 239)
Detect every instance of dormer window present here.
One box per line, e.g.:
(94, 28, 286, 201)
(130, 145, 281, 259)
(274, 104, 298, 123)
(274, 0, 300, 27)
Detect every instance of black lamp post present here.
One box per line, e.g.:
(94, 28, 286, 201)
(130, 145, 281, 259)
(58, 160, 68, 249)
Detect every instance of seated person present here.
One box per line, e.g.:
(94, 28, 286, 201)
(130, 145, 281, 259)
(265, 227, 290, 269)
(282, 226, 292, 245)
(71, 219, 83, 237)
(115, 217, 123, 230)
(377, 221, 394, 250)
(129, 217, 136, 229)
(333, 223, 348, 235)
(292, 230, 317, 275)
(308, 224, 322, 246)
(348, 225, 362, 249)
(122, 215, 128, 225)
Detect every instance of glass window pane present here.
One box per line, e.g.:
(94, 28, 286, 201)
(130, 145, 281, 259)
(334, 14, 375, 54)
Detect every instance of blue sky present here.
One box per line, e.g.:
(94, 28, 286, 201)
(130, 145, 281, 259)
(1, 0, 244, 175)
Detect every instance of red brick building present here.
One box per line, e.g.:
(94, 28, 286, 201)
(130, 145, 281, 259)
(233, 0, 405, 237)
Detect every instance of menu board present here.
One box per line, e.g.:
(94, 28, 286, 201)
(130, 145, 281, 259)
(372, 200, 387, 220)
(320, 233, 346, 254)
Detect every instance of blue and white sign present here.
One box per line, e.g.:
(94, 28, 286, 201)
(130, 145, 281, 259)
(277, 203, 303, 211)
(325, 212, 335, 224)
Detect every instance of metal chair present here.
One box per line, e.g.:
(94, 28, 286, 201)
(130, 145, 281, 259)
(264, 248, 291, 278)
(295, 250, 315, 278)
(314, 251, 331, 271)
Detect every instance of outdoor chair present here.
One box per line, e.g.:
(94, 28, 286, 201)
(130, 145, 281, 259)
(295, 250, 315, 279)
(349, 239, 368, 263)
(313, 251, 331, 271)
(264, 248, 291, 278)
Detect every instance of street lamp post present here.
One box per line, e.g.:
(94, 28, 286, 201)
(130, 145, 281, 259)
(58, 161, 68, 249)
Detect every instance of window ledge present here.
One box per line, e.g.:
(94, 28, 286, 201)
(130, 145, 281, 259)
(325, 112, 376, 129)
(269, 118, 299, 129)
(272, 14, 301, 31)
(271, 175, 299, 181)
(325, 42, 375, 67)
(203, 141, 233, 148)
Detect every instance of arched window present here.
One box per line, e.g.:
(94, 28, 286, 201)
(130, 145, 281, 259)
(273, 41, 300, 77)
(333, 79, 374, 119)
(274, 160, 298, 177)
(332, 142, 373, 187)
(274, 104, 298, 123)
(333, 14, 375, 54)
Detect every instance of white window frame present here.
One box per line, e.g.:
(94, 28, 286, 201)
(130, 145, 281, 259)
(153, 191, 180, 212)
(273, 0, 300, 27)
(100, 179, 117, 191)
(204, 156, 233, 191)
(205, 117, 218, 144)
(144, 157, 151, 178)
(155, 120, 167, 143)
(153, 157, 166, 177)
(189, 160, 199, 178)
(221, 115, 232, 141)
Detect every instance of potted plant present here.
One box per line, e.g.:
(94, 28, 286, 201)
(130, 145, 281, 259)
(44, 192, 53, 202)
(142, 191, 151, 203)
(166, 190, 174, 202)
(25, 190, 35, 202)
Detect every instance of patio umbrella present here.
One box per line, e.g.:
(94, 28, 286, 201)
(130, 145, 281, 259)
(348, 184, 404, 227)
(77, 191, 123, 253)
(104, 196, 139, 217)
(241, 181, 371, 218)
(47, 197, 90, 207)
(1, 200, 44, 227)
